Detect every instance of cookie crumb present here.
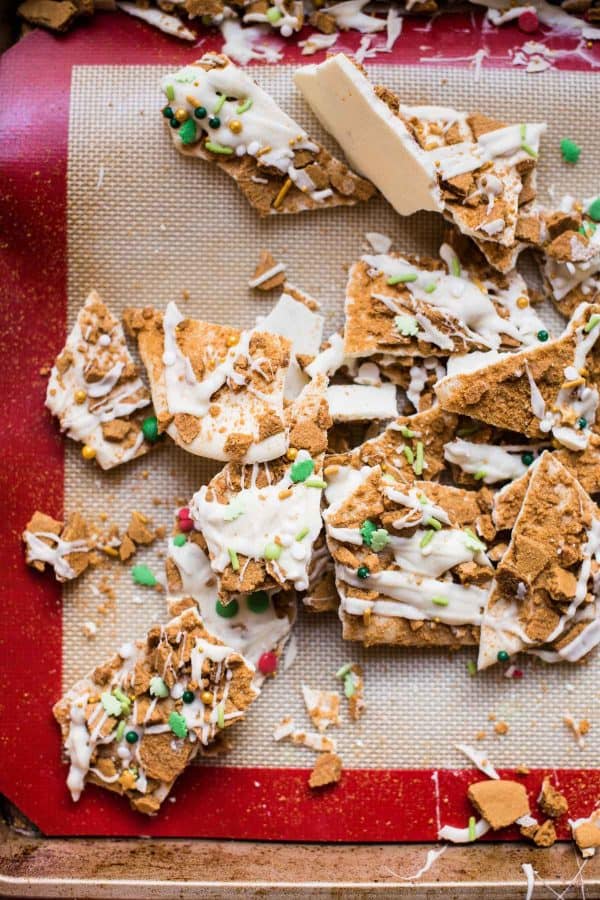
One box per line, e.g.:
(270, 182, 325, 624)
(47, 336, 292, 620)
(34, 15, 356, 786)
(309, 752, 342, 789)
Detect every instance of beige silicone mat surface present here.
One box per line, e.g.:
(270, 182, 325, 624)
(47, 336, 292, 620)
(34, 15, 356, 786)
(63, 62, 599, 769)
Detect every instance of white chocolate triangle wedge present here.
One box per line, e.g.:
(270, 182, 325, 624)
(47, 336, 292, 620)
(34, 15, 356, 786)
(124, 301, 291, 463)
(46, 291, 152, 469)
(162, 53, 375, 217)
(479, 452, 600, 669)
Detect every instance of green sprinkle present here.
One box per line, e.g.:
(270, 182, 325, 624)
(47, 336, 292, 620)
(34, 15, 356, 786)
(578, 416, 588, 430)
(357, 565, 370, 580)
(344, 672, 356, 698)
(125, 730, 139, 745)
(113, 688, 131, 715)
(213, 93, 226, 114)
(519, 123, 526, 140)
(115, 720, 126, 742)
(370, 528, 390, 552)
(169, 710, 188, 739)
(474, 470, 487, 481)
(174, 70, 196, 83)
(247, 590, 269, 613)
(204, 141, 234, 155)
(468, 816, 476, 842)
(465, 528, 486, 552)
(432, 596, 449, 607)
(426, 517, 442, 530)
(173, 533, 187, 547)
(521, 143, 538, 159)
(227, 548, 240, 571)
(264, 542, 282, 561)
(360, 519, 377, 546)
(395, 314, 419, 337)
(290, 456, 315, 483)
(131, 564, 157, 587)
(467, 660, 477, 677)
(223, 496, 245, 521)
(296, 526, 310, 541)
(420, 529, 435, 549)
(580, 221, 597, 237)
(497, 650, 510, 662)
(560, 138, 581, 164)
(418, 494, 428, 505)
(149, 676, 169, 698)
(236, 98, 253, 114)
(584, 314, 600, 333)
(387, 272, 418, 285)
(217, 703, 225, 728)
(101, 692, 122, 718)
(425, 281, 437, 293)
(403, 446, 414, 465)
(450, 256, 461, 278)
(165, 84, 175, 101)
(537, 329, 549, 342)
(304, 478, 327, 489)
(399, 426, 415, 438)
(336, 663, 353, 679)
(381, 473, 395, 484)
(266, 5, 282, 22)
(216, 598, 239, 618)
(413, 440, 424, 476)
(178, 117, 197, 146)
(588, 197, 600, 222)
(142, 415, 159, 443)
(521, 452, 534, 467)
(456, 423, 480, 438)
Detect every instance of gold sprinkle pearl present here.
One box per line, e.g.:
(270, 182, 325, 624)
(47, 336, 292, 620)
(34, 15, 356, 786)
(201, 690, 213, 705)
(226, 334, 239, 347)
(228, 119, 242, 134)
(74, 389, 87, 404)
(174, 108, 189, 123)
(286, 447, 298, 460)
(516, 296, 529, 309)
(81, 444, 96, 460)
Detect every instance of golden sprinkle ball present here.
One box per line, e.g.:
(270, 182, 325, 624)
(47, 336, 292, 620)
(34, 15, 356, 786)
(228, 119, 242, 134)
(226, 334, 239, 347)
(516, 296, 529, 309)
(286, 447, 298, 460)
(174, 108, 189, 123)
(201, 691, 213, 705)
(81, 444, 96, 460)
(74, 389, 87, 404)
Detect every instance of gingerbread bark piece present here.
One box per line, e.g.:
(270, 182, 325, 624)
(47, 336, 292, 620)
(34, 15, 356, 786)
(436, 303, 600, 454)
(53, 607, 258, 815)
(46, 291, 152, 469)
(344, 242, 544, 360)
(571, 809, 600, 857)
(23, 511, 91, 582)
(541, 201, 600, 318)
(538, 776, 568, 819)
(189, 376, 331, 601)
(309, 752, 342, 789)
(303, 531, 339, 612)
(123, 302, 291, 463)
(242, 0, 303, 35)
(249, 250, 286, 291)
(479, 452, 600, 669)
(161, 54, 374, 218)
(467, 779, 530, 830)
(325, 466, 492, 647)
(165, 518, 295, 675)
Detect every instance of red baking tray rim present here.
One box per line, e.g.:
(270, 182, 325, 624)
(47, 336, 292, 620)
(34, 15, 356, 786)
(0, 12, 599, 839)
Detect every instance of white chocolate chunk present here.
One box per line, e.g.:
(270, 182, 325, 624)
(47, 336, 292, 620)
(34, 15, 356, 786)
(326, 383, 397, 421)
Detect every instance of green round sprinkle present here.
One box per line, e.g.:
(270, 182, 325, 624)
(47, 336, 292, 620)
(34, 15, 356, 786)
(264, 542, 282, 561)
(587, 197, 600, 222)
(560, 138, 581, 164)
(169, 118, 181, 129)
(149, 676, 169, 698)
(208, 115, 221, 129)
(194, 106, 207, 119)
(290, 457, 315, 483)
(169, 710, 188, 739)
(162, 106, 174, 119)
(537, 329, 549, 342)
(248, 590, 269, 613)
(521, 452, 534, 466)
(131, 564, 157, 587)
(266, 5, 282, 22)
(182, 690, 195, 704)
(141, 415, 159, 443)
(578, 416, 588, 429)
(173, 533, 187, 547)
(125, 730, 139, 744)
(497, 650, 510, 662)
(216, 598, 239, 619)
(179, 118, 197, 146)
(357, 565, 370, 580)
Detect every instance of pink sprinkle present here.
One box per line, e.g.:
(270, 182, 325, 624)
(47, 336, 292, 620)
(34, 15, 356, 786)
(518, 9, 538, 33)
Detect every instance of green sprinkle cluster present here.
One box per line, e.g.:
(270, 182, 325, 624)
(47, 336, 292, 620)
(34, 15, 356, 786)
(560, 138, 581, 164)
(169, 710, 188, 739)
(149, 676, 169, 698)
(131, 564, 157, 587)
(290, 456, 315, 483)
(395, 314, 419, 337)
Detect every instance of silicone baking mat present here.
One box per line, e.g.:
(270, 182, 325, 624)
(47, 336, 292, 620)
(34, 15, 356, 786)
(1, 10, 599, 839)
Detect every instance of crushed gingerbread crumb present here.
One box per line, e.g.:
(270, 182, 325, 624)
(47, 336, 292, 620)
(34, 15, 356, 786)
(309, 752, 342, 789)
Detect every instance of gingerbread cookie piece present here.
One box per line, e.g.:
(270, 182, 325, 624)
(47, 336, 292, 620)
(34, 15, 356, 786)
(189, 376, 331, 601)
(539, 198, 600, 318)
(467, 779, 530, 830)
(162, 54, 374, 217)
(479, 452, 600, 669)
(309, 752, 342, 789)
(46, 291, 152, 469)
(303, 531, 339, 612)
(53, 607, 258, 814)
(325, 466, 492, 646)
(436, 303, 600, 454)
(571, 809, 600, 857)
(165, 517, 295, 676)
(242, 0, 304, 36)
(23, 511, 91, 582)
(124, 302, 291, 463)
